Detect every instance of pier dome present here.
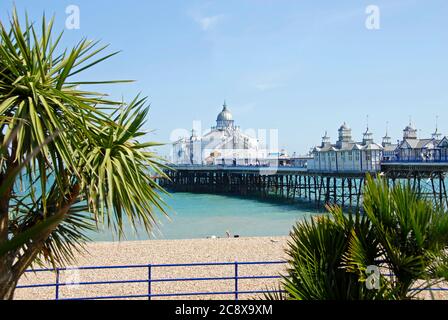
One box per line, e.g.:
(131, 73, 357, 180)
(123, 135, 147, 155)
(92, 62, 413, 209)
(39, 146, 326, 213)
(216, 101, 234, 129)
(217, 103, 233, 121)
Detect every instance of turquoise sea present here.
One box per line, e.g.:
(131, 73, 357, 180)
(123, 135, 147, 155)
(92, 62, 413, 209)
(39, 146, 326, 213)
(88, 193, 321, 241)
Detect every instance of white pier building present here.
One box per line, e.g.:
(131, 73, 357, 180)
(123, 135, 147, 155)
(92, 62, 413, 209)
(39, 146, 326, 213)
(172, 102, 267, 165)
(308, 123, 383, 173)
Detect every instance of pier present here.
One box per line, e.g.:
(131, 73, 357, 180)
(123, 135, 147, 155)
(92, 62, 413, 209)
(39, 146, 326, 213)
(159, 163, 448, 209)
(164, 112, 448, 209)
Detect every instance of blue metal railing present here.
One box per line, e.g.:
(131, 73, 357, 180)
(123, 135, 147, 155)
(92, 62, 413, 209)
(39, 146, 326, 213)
(16, 260, 287, 300)
(381, 158, 448, 164)
(16, 260, 448, 300)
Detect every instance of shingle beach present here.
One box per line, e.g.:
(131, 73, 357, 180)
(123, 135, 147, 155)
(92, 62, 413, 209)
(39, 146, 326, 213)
(15, 236, 289, 300)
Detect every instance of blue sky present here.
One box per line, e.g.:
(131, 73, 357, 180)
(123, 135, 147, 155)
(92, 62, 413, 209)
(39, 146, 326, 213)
(1, 0, 448, 156)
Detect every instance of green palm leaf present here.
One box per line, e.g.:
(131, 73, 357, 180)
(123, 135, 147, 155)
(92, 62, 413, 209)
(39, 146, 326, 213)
(0, 8, 169, 299)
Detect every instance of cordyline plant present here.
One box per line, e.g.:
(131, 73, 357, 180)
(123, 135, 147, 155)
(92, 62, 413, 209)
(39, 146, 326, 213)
(0, 10, 168, 299)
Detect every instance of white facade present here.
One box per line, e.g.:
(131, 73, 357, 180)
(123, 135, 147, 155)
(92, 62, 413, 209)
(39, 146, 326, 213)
(172, 102, 267, 165)
(392, 123, 447, 162)
(308, 123, 383, 173)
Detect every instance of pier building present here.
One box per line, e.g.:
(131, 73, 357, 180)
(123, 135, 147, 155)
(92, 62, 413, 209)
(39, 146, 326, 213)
(307, 123, 383, 173)
(172, 102, 267, 165)
(161, 120, 448, 209)
(383, 123, 448, 162)
(392, 123, 448, 162)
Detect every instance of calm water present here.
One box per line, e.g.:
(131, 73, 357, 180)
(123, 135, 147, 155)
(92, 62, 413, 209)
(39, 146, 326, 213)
(88, 193, 321, 241)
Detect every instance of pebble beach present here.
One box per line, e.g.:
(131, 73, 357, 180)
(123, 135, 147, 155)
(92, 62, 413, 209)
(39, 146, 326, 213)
(14, 236, 448, 300)
(15, 236, 289, 300)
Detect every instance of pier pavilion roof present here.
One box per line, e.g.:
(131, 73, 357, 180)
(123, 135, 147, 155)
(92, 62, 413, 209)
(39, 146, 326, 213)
(363, 142, 383, 150)
(312, 122, 385, 154)
(438, 137, 448, 147)
(399, 138, 438, 150)
(313, 141, 383, 153)
(383, 144, 398, 152)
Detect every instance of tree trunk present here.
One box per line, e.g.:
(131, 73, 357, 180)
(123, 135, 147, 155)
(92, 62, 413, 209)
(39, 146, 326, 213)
(0, 184, 81, 300)
(0, 261, 18, 300)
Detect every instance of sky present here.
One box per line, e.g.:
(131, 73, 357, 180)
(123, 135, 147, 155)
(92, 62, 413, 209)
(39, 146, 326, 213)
(1, 0, 448, 157)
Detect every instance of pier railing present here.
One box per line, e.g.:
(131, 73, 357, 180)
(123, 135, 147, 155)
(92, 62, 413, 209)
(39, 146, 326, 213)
(381, 157, 448, 163)
(16, 260, 287, 300)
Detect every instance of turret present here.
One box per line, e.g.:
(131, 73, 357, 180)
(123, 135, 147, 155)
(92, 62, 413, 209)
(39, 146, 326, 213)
(338, 122, 352, 142)
(321, 131, 331, 147)
(403, 120, 417, 140)
(336, 122, 353, 148)
(432, 116, 442, 140)
(362, 127, 374, 145)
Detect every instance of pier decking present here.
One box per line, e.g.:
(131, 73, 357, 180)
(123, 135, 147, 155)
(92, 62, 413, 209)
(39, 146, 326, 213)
(159, 163, 448, 209)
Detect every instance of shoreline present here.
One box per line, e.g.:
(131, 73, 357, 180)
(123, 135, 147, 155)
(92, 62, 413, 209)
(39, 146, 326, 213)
(87, 234, 289, 245)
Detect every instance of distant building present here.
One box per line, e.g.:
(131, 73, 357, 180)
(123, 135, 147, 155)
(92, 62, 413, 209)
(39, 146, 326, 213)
(172, 102, 267, 165)
(392, 122, 448, 162)
(308, 123, 383, 173)
(289, 153, 313, 168)
(254, 150, 311, 168)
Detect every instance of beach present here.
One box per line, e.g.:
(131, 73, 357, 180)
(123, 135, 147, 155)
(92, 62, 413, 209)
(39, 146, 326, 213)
(14, 235, 448, 300)
(15, 236, 289, 300)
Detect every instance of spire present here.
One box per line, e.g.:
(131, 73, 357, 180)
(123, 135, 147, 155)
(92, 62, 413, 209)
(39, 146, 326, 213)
(321, 131, 331, 147)
(432, 115, 442, 140)
(382, 121, 391, 146)
(223, 100, 227, 110)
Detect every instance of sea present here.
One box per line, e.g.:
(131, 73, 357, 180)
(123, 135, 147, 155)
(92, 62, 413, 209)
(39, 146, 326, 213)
(87, 192, 321, 241)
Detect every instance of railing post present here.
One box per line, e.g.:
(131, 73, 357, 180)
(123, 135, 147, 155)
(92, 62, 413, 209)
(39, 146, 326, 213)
(148, 264, 152, 300)
(234, 261, 238, 301)
(55, 268, 60, 300)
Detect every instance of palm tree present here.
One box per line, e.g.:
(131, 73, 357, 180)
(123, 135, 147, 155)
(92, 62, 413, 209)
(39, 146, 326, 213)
(276, 175, 448, 300)
(0, 9, 168, 299)
(281, 208, 390, 300)
(361, 175, 448, 299)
